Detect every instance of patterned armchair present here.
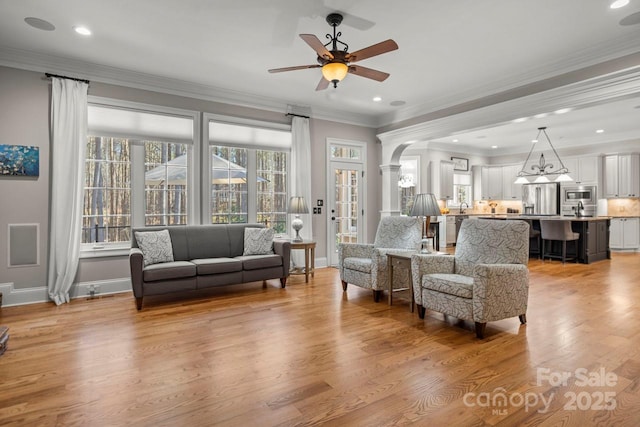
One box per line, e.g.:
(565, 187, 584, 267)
(411, 219, 530, 338)
(339, 216, 422, 302)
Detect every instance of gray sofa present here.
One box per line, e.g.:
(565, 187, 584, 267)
(129, 224, 291, 310)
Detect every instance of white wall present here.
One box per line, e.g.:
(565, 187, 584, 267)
(0, 65, 380, 305)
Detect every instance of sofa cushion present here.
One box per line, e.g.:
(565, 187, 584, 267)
(422, 273, 474, 299)
(191, 258, 242, 275)
(343, 257, 372, 274)
(243, 227, 274, 255)
(143, 261, 196, 282)
(134, 229, 174, 266)
(239, 254, 283, 270)
(186, 226, 232, 260)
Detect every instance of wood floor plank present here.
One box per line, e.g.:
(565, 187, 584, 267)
(0, 252, 639, 425)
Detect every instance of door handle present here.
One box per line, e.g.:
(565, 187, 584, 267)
(331, 217, 336, 220)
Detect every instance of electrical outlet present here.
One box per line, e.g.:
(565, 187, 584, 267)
(317, 207, 321, 214)
(313, 207, 318, 214)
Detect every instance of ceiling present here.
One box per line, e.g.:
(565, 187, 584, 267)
(1, 0, 640, 151)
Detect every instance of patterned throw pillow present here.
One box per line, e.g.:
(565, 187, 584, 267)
(134, 229, 174, 267)
(243, 228, 275, 256)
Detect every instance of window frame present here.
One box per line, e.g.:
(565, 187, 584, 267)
(80, 97, 200, 257)
(202, 113, 291, 228)
(447, 172, 472, 208)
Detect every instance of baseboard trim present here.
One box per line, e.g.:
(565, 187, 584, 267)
(0, 283, 48, 307)
(0, 278, 132, 307)
(69, 278, 132, 300)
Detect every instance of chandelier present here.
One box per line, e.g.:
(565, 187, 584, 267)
(514, 127, 572, 184)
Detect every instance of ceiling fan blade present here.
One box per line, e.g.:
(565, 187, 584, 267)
(299, 34, 334, 60)
(348, 65, 390, 82)
(268, 64, 321, 73)
(315, 77, 330, 91)
(347, 39, 398, 63)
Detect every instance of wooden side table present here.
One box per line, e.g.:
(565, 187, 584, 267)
(387, 251, 416, 312)
(289, 240, 316, 283)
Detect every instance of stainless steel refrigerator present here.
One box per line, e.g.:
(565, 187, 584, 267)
(521, 183, 560, 215)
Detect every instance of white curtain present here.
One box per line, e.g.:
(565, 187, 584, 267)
(290, 116, 312, 267)
(48, 78, 89, 305)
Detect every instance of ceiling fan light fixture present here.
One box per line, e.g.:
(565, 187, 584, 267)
(322, 62, 349, 87)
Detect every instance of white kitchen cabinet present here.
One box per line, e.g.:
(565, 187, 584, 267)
(439, 161, 454, 200)
(502, 164, 522, 200)
(562, 155, 600, 184)
(486, 166, 503, 200)
(578, 156, 600, 184)
(445, 215, 456, 246)
(609, 218, 640, 250)
(603, 154, 640, 198)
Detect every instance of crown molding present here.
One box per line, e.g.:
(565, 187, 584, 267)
(0, 47, 378, 128)
(377, 66, 640, 150)
(376, 33, 640, 128)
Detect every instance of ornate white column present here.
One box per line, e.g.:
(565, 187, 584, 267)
(379, 163, 402, 217)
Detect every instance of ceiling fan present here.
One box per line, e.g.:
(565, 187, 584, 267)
(268, 13, 398, 90)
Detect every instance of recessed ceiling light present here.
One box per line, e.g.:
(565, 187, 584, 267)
(534, 113, 548, 119)
(73, 26, 91, 36)
(24, 17, 55, 31)
(513, 117, 528, 123)
(491, 145, 498, 149)
(452, 139, 459, 143)
(554, 108, 571, 114)
(596, 129, 604, 133)
(372, 96, 382, 102)
(532, 139, 538, 143)
(610, 0, 629, 9)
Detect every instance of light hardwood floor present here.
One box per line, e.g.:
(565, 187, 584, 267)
(0, 253, 639, 426)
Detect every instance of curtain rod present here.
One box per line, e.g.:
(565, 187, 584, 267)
(286, 112, 310, 119)
(45, 73, 90, 84)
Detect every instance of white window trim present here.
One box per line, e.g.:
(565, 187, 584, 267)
(81, 97, 200, 256)
(202, 113, 291, 224)
(326, 138, 368, 262)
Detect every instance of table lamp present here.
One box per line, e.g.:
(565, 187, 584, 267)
(287, 196, 309, 242)
(410, 193, 441, 253)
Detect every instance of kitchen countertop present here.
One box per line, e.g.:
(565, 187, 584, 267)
(475, 215, 611, 221)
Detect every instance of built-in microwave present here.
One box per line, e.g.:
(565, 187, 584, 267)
(563, 185, 597, 205)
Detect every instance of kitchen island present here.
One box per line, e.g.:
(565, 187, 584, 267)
(474, 215, 611, 264)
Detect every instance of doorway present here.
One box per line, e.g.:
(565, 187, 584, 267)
(326, 140, 366, 266)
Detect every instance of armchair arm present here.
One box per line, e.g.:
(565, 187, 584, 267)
(129, 248, 144, 298)
(273, 240, 291, 277)
(472, 264, 529, 323)
(411, 254, 455, 306)
(338, 243, 374, 275)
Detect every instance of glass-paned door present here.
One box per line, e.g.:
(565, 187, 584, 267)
(328, 161, 364, 266)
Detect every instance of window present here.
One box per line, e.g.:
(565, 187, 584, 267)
(83, 99, 197, 249)
(257, 150, 287, 234)
(210, 146, 248, 224)
(448, 173, 472, 207)
(206, 116, 291, 230)
(144, 142, 189, 226)
(83, 137, 131, 244)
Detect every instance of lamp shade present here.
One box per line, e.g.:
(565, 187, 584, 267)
(287, 196, 309, 214)
(410, 193, 441, 217)
(322, 62, 349, 83)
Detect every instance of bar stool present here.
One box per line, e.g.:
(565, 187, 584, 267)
(521, 219, 541, 259)
(540, 220, 579, 264)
